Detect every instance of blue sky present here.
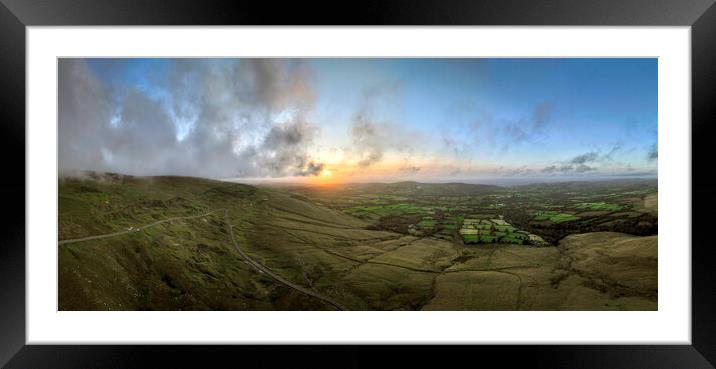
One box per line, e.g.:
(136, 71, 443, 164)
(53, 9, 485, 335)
(62, 58, 657, 182)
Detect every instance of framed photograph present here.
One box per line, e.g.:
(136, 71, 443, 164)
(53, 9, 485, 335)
(2, 0, 715, 367)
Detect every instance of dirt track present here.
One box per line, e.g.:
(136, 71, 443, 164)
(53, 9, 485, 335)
(59, 208, 348, 310)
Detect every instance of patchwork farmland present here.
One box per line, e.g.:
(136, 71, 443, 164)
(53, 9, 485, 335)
(59, 174, 657, 311)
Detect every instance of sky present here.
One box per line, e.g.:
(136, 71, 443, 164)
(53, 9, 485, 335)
(58, 58, 657, 185)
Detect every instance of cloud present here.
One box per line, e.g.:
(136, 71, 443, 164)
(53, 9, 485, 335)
(569, 151, 599, 165)
(447, 167, 462, 176)
(540, 163, 596, 175)
(362, 80, 402, 100)
(349, 114, 420, 169)
(575, 164, 596, 173)
(647, 143, 658, 161)
(298, 161, 325, 177)
(399, 165, 421, 173)
(502, 101, 553, 144)
(503, 125, 529, 143)
(467, 110, 495, 146)
(540, 150, 602, 175)
(253, 120, 324, 177)
(350, 114, 388, 168)
(347, 81, 419, 169)
(240, 58, 315, 111)
(614, 170, 657, 177)
(58, 60, 188, 176)
(603, 141, 623, 160)
(58, 58, 324, 178)
(441, 134, 472, 159)
(531, 102, 553, 131)
(497, 165, 534, 176)
(58, 59, 116, 174)
(541, 165, 557, 173)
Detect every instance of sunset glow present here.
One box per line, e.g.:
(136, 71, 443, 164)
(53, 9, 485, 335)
(59, 58, 657, 184)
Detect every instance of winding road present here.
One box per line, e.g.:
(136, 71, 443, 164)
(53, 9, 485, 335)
(59, 208, 348, 311)
(58, 209, 224, 245)
(221, 209, 348, 310)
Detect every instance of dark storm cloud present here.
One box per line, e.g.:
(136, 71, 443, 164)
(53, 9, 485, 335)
(58, 58, 324, 178)
(298, 161, 325, 176)
(254, 120, 324, 177)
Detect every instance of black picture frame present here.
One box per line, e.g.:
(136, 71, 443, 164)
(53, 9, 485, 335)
(1, 0, 715, 367)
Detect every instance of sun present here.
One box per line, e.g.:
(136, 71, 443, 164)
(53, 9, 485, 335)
(311, 167, 341, 186)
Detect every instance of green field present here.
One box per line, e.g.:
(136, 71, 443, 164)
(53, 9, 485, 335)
(534, 211, 580, 223)
(59, 174, 658, 311)
(575, 202, 624, 211)
(458, 218, 540, 245)
(417, 219, 436, 229)
(462, 234, 478, 243)
(345, 203, 424, 217)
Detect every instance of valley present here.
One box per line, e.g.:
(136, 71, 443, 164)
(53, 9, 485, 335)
(59, 173, 657, 311)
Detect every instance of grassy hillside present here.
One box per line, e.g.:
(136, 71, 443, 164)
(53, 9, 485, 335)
(392, 232, 656, 311)
(59, 173, 339, 310)
(59, 173, 657, 311)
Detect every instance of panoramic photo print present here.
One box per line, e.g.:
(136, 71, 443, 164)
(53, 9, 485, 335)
(58, 58, 657, 311)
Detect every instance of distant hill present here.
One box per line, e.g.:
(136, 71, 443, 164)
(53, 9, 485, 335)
(326, 181, 500, 196)
(511, 178, 657, 192)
